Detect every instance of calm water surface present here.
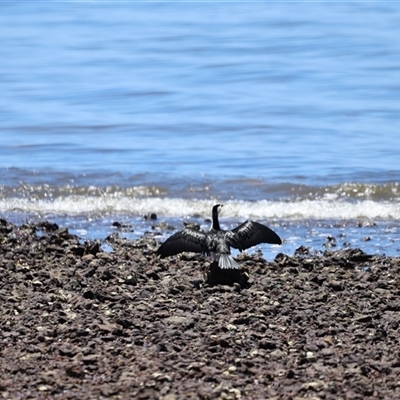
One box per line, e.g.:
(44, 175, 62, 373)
(1, 2, 400, 255)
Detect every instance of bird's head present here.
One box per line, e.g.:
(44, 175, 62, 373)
(212, 204, 223, 216)
(210, 204, 223, 230)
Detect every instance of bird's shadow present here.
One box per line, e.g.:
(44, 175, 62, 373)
(204, 261, 250, 289)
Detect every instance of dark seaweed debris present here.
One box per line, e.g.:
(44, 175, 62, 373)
(1, 219, 400, 399)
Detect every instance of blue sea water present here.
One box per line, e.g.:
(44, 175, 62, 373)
(1, 2, 400, 256)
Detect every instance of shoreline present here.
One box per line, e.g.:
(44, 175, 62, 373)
(1, 219, 400, 399)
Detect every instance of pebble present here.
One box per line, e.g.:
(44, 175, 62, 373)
(1, 219, 399, 399)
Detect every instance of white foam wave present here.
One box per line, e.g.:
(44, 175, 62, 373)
(1, 196, 399, 220)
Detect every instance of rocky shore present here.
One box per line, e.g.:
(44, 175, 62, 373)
(1, 218, 400, 399)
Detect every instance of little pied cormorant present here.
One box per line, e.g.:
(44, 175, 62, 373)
(156, 204, 282, 269)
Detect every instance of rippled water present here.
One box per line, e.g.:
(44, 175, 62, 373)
(1, 3, 400, 255)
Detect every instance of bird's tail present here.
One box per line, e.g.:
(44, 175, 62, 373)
(218, 254, 239, 269)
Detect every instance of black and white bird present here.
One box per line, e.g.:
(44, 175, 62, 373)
(156, 204, 282, 269)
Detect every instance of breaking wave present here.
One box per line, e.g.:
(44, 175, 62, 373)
(1, 195, 399, 221)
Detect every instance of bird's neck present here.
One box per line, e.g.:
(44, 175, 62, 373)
(211, 211, 221, 231)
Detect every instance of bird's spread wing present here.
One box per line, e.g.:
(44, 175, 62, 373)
(156, 228, 208, 258)
(227, 220, 282, 251)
